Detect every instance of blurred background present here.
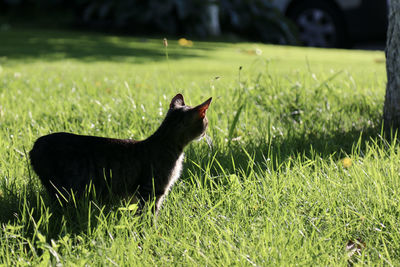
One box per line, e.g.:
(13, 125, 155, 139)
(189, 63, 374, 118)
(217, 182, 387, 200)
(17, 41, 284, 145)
(0, 0, 388, 49)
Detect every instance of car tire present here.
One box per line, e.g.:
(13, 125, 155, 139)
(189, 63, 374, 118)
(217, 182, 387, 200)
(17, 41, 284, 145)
(287, 0, 349, 48)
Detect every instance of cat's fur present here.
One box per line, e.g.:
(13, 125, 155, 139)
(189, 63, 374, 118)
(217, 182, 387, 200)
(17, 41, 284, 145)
(29, 94, 211, 213)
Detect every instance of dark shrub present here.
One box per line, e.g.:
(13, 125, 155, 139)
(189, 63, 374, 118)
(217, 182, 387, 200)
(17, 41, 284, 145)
(1, 0, 297, 44)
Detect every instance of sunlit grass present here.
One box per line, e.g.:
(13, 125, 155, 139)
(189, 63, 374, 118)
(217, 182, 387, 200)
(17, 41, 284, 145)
(0, 27, 395, 265)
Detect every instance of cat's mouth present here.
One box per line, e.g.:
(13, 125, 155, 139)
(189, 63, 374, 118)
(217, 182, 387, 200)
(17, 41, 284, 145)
(196, 133, 213, 150)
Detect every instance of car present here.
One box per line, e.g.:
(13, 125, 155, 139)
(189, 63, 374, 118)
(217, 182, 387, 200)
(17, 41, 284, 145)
(270, 0, 388, 48)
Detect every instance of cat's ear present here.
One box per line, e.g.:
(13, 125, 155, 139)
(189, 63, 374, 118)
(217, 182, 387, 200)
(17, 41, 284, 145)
(170, 94, 185, 109)
(195, 97, 212, 119)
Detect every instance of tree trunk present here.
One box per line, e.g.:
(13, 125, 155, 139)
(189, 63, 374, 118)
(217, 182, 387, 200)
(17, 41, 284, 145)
(206, 1, 221, 36)
(384, 0, 400, 132)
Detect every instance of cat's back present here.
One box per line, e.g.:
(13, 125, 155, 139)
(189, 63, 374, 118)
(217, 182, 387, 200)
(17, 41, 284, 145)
(30, 132, 80, 163)
(30, 132, 142, 195)
(29, 132, 138, 175)
(31, 132, 136, 154)
(32, 132, 135, 148)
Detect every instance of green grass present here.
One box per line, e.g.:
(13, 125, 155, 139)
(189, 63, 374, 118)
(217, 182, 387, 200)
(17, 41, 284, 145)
(0, 27, 395, 265)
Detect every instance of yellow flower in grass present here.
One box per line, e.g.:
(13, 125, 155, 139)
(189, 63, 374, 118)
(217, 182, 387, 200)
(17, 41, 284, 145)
(178, 38, 193, 47)
(342, 157, 352, 168)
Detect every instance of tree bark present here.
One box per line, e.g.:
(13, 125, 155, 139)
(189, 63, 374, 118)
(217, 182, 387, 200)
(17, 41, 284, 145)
(384, 0, 400, 132)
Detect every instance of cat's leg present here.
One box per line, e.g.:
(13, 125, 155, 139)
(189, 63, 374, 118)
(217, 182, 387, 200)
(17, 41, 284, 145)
(136, 182, 155, 213)
(137, 181, 167, 215)
(154, 194, 166, 215)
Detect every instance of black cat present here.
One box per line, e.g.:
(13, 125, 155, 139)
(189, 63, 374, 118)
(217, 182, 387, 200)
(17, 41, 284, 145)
(29, 94, 212, 213)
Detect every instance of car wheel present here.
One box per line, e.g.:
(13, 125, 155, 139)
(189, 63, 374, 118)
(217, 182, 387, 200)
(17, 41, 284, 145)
(287, 0, 348, 48)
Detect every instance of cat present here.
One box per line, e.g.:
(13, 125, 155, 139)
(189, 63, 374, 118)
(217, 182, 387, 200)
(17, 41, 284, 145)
(29, 94, 212, 213)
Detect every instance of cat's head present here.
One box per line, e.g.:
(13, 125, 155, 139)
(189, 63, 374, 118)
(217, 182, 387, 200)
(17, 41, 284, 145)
(164, 94, 212, 146)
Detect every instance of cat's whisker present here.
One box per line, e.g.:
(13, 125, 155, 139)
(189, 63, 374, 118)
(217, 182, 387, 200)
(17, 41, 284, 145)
(204, 134, 213, 150)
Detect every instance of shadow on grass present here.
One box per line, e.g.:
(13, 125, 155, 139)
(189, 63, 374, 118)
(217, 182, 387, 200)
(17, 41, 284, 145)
(0, 187, 96, 238)
(184, 123, 382, 178)
(0, 177, 153, 242)
(0, 28, 229, 63)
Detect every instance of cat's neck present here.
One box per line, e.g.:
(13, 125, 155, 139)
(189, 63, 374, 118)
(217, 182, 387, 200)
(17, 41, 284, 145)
(145, 123, 185, 155)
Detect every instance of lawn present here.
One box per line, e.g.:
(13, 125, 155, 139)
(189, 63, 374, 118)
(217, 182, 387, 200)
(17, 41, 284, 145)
(0, 27, 396, 265)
